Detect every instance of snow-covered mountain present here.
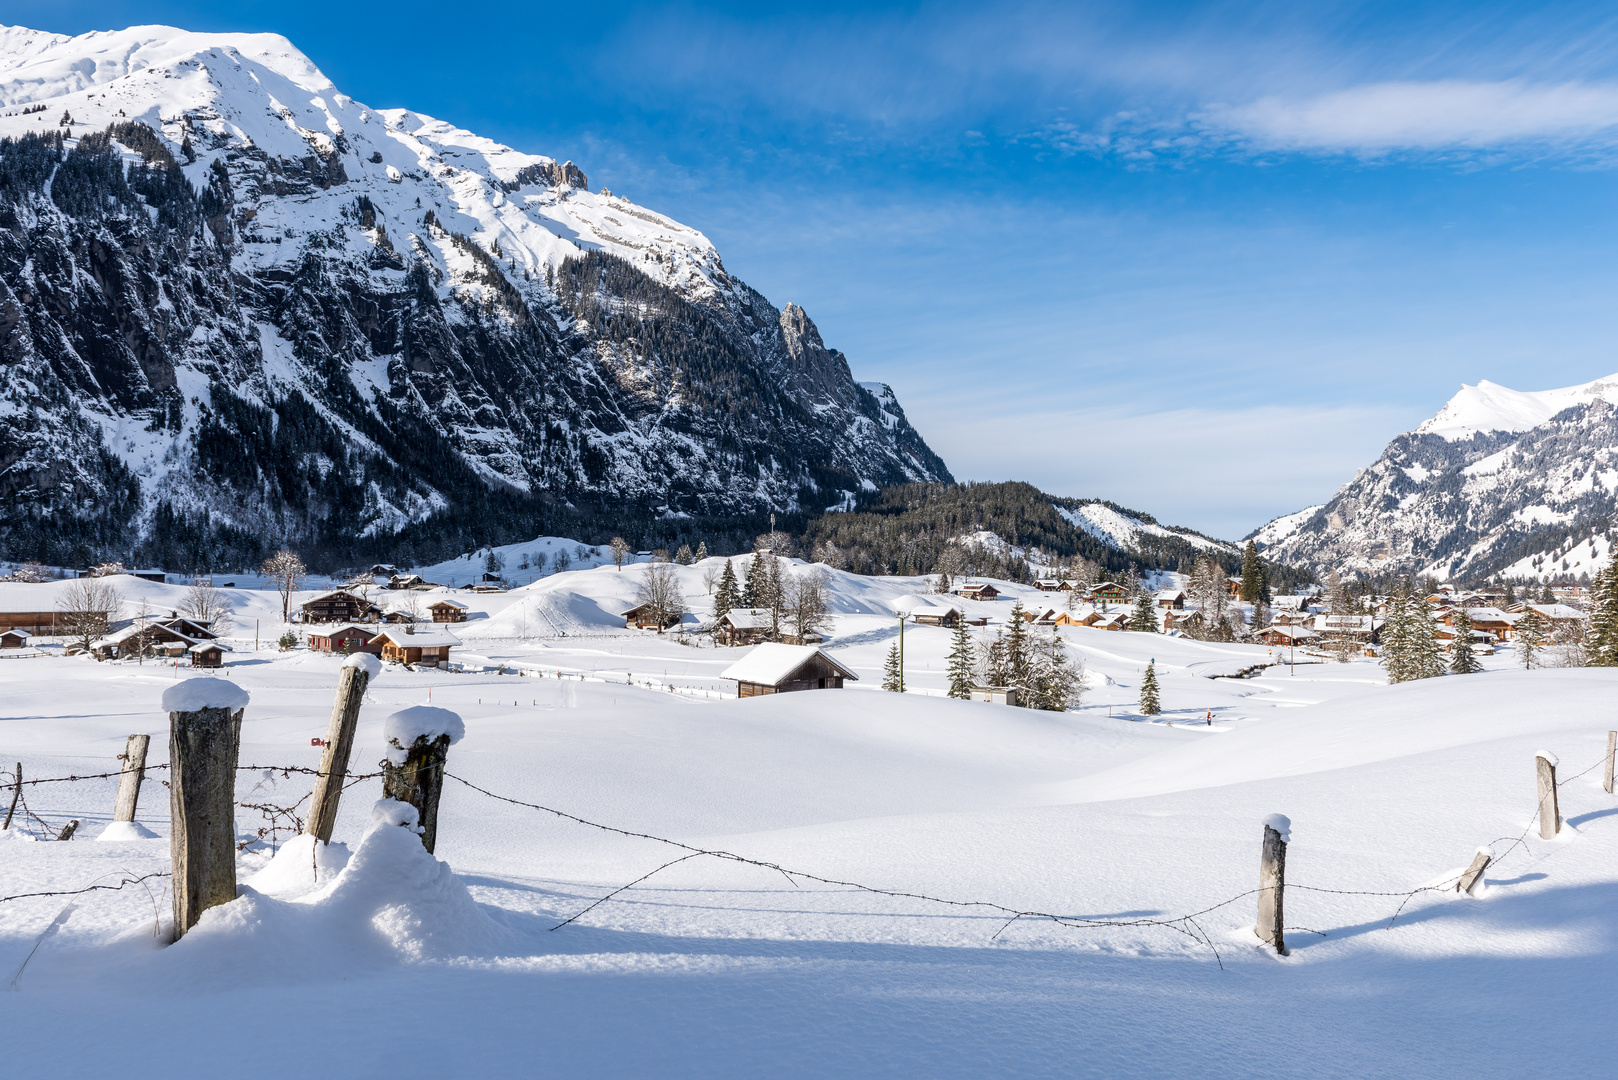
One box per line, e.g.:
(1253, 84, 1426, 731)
(0, 24, 948, 563)
(1252, 374, 1618, 582)
(1055, 501, 1237, 562)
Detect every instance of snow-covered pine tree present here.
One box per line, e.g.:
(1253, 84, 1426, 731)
(881, 642, 903, 692)
(1584, 565, 1618, 666)
(1383, 585, 1446, 683)
(695, 541, 709, 561)
(1027, 630, 1083, 711)
(674, 544, 693, 565)
(946, 617, 974, 699)
(714, 559, 739, 620)
(1139, 661, 1161, 715)
(1516, 607, 1546, 669)
(1129, 591, 1157, 632)
(741, 550, 764, 608)
(1005, 600, 1029, 689)
(1240, 540, 1263, 603)
(1448, 609, 1482, 674)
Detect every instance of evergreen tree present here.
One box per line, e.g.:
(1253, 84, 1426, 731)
(1005, 600, 1029, 689)
(741, 549, 764, 608)
(881, 642, 904, 692)
(1129, 591, 1157, 633)
(1585, 565, 1618, 666)
(1139, 661, 1161, 715)
(1240, 540, 1264, 603)
(714, 559, 739, 621)
(674, 544, 693, 565)
(1027, 630, 1083, 711)
(1448, 609, 1483, 674)
(947, 617, 975, 699)
(1382, 585, 1446, 684)
(1516, 607, 1547, 669)
(695, 541, 709, 561)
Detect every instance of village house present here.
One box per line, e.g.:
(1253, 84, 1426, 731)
(911, 601, 961, 628)
(368, 625, 461, 667)
(622, 602, 683, 631)
(720, 643, 858, 697)
(1051, 610, 1093, 628)
(379, 605, 420, 624)
(1447, 607, 1517, 641)
(89, 621, 198, 661)
(189, 642, 228, 668)
(1257, 624, 1321, 648)
(1088, 582, 1128, 606)
(1434, 625, 1496, 654)
(1083, 612, 1129, 632)
(1163, 609, 1204, 634)
(308, 624, 381, 654)
(300, 590, 377, 625)
(1225, 576, 1244, 599)
(1316, 614, 1383, 644)
(0, 629, 31, 648)
(1155, 589, 1186, 610)
(429, 599, 469, 623)
(715, 608, 774, 647)
(0, 611, 66, 635)
(1518, 603, 1586, 632)
(955, 583, 999, 601)
(1035, 579, 1064, 592)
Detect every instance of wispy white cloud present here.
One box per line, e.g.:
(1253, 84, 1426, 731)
(1202, 79, 1618, 156)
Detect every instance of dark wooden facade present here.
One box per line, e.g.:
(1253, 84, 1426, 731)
(301, 591, 376, 624)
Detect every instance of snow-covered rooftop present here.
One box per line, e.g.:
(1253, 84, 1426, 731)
(718, 643, 857, 686)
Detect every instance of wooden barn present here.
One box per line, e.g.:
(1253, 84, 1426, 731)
(300, 590, 377, 625)
(0, 611, 63, 635)
(368, 625, 461, 667)
(429, 599, 469, 623)
(720, 643, 858, 697)
(955, 583, 999, 601)
(1257, 624, 1320, 647)
(911, 602, 961, 628)
(715, 608, 774, 646)
(622, 602, 683, 631)
(308, 624, 381, 654)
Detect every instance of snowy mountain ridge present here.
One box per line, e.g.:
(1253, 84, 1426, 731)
(0, 23, 948, 565)
(1253, 373, 1618, 582)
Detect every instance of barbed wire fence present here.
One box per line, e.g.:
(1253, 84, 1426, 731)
(2, 738, 1613, 969)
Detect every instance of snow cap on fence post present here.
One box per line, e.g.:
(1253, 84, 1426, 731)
(1535, 751, 1561, 840)
(166, 679, 250, 941)
(381, 706, 464, 854)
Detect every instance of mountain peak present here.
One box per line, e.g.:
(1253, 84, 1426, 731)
(1415, 373, 1618, 441)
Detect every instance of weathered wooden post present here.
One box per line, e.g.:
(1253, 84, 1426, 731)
(165, 679, 251, 941)
(1605, 731, 1616, 796)
(112, 734, 151, 823)
(1456, 845, 1492, 895)
(1256, 813, 1289, 955)
(2, 762, 18, 830)
(305, 654, 381, 843)
(381, 706, 464, 854)
(1535, 751, 1561, 840)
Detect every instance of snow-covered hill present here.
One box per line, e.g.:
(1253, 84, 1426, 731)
(0, 23, 948, 565)
(1056, 501, 1237, 560)
(1252, 373, 1618, 582)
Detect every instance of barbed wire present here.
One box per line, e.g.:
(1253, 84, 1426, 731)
(1, 870, 171, 906)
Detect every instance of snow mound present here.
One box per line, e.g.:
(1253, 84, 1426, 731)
(247, 834, 352, 898)
(169, 800, 510, 980)
(161, 678, 250, 713)
(383, 706, 465, 763)
(342, 653, 382, 680)
(95, 820, 158, 841)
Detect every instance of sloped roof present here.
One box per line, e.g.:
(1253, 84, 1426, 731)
(721, 608, 774, 630)
(311, 623, 378, 637)
(369, 626, 463, 648)
(429, 598, 469, 610)
(719, 643, 858, 685)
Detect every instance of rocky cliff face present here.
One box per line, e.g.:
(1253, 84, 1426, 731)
(1252, 375, 1618, 583)
(0, 24, 949, 565)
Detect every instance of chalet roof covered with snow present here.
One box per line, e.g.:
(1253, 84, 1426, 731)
(369, 626, 463, 648)
(719, 643, 858, 686)
(720, 608, 775, 630)
(430, 598, 469, 610)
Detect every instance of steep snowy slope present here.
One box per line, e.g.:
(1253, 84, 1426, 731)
(1253, 374, 1618, 581)
(0, 24, 948, 565)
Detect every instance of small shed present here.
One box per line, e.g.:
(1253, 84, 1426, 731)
(912, 602, 960, 628)
(429, 599, 469, 623)
(0, 629, 30, 648)
(132, 569, 166, 583)
(969, 686, 1019, 706)
(369, 625, 461, 667)
(720, 643, 858, 697)
(308, 624, 380, 654)
(189, 642, 228, 668)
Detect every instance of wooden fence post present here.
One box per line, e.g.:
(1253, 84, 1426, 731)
(165, 680, 251, 941)
(305, 655, 380, 843)
(1456, 846, 1492, 895)
(381, 706, 464, 855)
(2, 762, 18, 830)
(112, 734, 151, 823)
(1535, 751, 1561, 840)
(1256, 814, 1289, 955)
(1605, 731, 1616, 796)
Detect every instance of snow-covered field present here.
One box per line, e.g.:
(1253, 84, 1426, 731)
(3, 562, 1615, 1076)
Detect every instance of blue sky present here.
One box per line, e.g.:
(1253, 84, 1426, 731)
(13, 1, 1618, 538)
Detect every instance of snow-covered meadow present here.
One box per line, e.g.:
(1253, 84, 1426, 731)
(2, 559, 1616, 1077)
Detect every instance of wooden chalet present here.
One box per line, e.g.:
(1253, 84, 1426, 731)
(368, 625, 461, 667)
(379, 605, 420, 624)
(622, 602, 682, 631)
(955, 583, 999, 601)
(189, 642, 228, 668)
(155, 615, 217, 640)
(715, 608, 774, 647)
(1083, 612, 1128, 632)
(132, 569, 166, 583)
(1316, 615, 1382, 643)
(90, 621, 198, 661)
(300, 590, 377, 625)
(1156, 589, 1186, 610)
(308, 624, 380, 654)
(429, 599, 469, 623)
(1088, 582, 1128, 606)
(1050, 611, 1091, 628)
(1447, 607, 1517, 641)
(0, 629, 31, 648)
(720, 643, 858, 697)
(912, 602, 961, 628)
(1257, 624, 1320, 647)
(1035, 579, 1062, 591)
(1163, 609, 1203, 633)
(0, 611, 65, 635)
(1225, 576, 1243, 599)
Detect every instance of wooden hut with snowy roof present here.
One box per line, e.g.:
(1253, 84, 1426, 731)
(300, 590, 377, 625)
(715, 608, 774, 646)
(720, 643, 858, 698)
(368, 625, 461, 667)
(428, 598, 469, 623)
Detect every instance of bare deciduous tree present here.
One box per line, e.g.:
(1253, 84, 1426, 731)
(58, 578, 122, 655)
(261, 549, 306, 625)
(181, 577, 234, 634)
(701, 564, 721, 595)
(785, 569, 833, 642)
(610, 537, 631, 570)
(633, 563, 685, 632)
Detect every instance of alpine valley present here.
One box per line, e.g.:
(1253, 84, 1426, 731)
(0, 24, 952, 568)
(1252, 373, 1618, 584)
